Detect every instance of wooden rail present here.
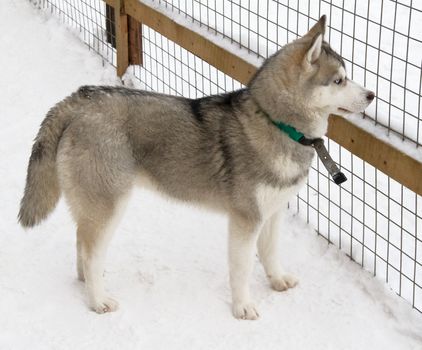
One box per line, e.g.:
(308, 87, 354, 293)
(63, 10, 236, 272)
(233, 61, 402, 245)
(104, 0, 422, 196)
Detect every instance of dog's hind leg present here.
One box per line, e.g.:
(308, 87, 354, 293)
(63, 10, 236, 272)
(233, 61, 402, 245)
(257, 211, 298, 292)
(56, 121, 135, 312)
(76, 195, 129, 313)
(76, 236, 84, 282)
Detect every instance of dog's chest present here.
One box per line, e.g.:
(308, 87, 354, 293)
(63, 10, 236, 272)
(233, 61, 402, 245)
(255, 153, 308, 220)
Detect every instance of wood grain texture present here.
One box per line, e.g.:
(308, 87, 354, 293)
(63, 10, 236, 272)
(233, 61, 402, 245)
(128, 16, 142, 66)
(115, 0, 129, 77)
(327, 115, 422, 195)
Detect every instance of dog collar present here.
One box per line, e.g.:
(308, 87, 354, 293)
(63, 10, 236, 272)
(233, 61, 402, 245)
(255, 108, 318, 146)
(270, 119, 316, 146)
(254, 107, 347, 185)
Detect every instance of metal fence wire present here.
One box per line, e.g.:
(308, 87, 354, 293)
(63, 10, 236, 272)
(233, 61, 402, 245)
(38, 0, 422, 313)
(36, 0, 117, 66)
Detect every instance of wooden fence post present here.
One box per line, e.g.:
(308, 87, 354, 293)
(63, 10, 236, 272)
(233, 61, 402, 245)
(128, 16, 143, 66)
(115, 0, 129, 77)
(109, 0, 142, 76)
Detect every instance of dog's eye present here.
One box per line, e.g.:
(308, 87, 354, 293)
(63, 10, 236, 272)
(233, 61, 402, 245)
(334, 78, 343, 85)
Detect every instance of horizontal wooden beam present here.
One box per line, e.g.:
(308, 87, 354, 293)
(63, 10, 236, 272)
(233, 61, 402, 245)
(103, 0, 422, 196)
(123, 0, 256, 84)
(327, 115, 422, 195)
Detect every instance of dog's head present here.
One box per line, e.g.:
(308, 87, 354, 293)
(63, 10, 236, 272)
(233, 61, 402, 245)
(249, 16, 374, 134)
(297, 16, 375, 116)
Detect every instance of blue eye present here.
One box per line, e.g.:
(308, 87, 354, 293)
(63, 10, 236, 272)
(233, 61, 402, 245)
(334, 78, 343, 85)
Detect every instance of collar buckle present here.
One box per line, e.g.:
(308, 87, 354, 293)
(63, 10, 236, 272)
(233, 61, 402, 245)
(311, 138, 347, 185)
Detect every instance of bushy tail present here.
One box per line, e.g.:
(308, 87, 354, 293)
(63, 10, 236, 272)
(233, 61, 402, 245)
(18, 105, 70, 228)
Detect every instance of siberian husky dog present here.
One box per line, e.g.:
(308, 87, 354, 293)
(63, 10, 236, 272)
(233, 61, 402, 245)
(19, 15, 374, 319)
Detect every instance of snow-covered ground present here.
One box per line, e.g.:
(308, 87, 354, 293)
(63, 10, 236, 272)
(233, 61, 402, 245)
(1, 1, 422, 349)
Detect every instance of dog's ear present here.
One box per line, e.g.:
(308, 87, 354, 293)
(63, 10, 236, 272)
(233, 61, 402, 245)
(301, 16, 326, 66)
(304, 15, 326, 39)
(304, 34, 323, 65)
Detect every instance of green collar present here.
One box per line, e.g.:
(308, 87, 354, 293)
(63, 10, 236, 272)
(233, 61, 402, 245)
(256, 108, 316, 146)
(271, 119, 306, 143)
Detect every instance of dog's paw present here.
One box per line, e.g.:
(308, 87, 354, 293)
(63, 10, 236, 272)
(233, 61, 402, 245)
(270, 274, 299, 292)
(91, 296, 119, 314)
(232, 301, 259, 320)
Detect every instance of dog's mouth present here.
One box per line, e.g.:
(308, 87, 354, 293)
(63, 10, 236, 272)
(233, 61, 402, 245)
(338, 107, 352, 113)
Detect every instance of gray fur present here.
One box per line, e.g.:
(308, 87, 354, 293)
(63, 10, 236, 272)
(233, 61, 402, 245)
(18, 102, 72, 227)
(18, 16, 374, 318)
(20, 85, 314, 225)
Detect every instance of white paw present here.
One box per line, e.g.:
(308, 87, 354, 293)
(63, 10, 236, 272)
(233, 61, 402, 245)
(91, 296, 119, 314)
(232, 301, 259, 320)
(270, 274, 299, 292)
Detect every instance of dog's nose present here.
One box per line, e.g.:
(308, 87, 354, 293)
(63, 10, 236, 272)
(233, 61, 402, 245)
(366, 92, 375, 102)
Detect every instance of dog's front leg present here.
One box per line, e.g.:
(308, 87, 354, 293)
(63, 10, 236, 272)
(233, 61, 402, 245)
(228, 215, 261, 320)
(257, 211, 298, 291)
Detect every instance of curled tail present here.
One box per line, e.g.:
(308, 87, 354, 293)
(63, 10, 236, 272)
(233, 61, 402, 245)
(18, 105, 71, 228)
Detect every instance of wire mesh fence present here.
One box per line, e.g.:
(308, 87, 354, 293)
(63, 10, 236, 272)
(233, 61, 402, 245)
(36, 0, 422, 312)
(36, 0, 117, 66)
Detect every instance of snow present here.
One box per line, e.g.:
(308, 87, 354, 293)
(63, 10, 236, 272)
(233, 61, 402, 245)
(1, 1, 422, 349)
